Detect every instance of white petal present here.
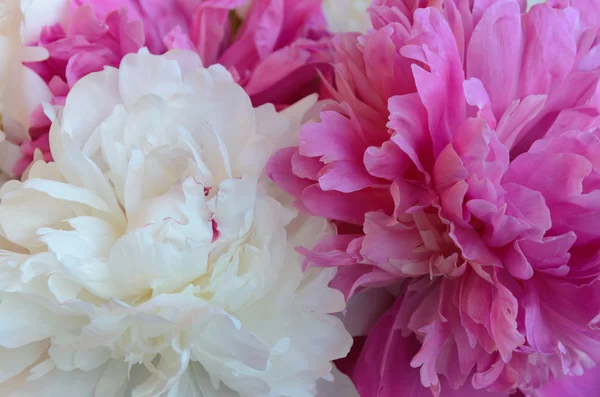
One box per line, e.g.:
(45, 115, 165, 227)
(20, 0, 70, 43)
(119, 48, 183, 108)
(167, 362, 238, 397)
(163, 49, 203, 77)
(0, 185, 87, 249)
(322, 0, 372, 33)
(22, 179, 113, 213)
(94, 360, 129, 397)
(316, 367, 359, 397)
(61, 66, 121, 147)
(0, 295, 85, 348)
(47, 273, 81, 303)
(208, 178, 257, 244)
(0, 341, 48, 383)
(50, 118, 126, 227)
(0, 365, 108, 397)
(2, 65, 52, 142)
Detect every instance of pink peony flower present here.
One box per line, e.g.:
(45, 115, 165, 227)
(14, 4, 145, 176)
(267, 0, 600, 395)
(73, 0, 203, 54)
(165, 0, 334, 108)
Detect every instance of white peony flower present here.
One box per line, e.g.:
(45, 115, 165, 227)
(322, 0, 372, 33)
(0, 48, 353, 397)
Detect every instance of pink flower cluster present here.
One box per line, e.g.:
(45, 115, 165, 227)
(268, 0, 600, 395)
(12, 0, 331, 176)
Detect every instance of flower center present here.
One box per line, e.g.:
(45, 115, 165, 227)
(412, 207, 466, 279)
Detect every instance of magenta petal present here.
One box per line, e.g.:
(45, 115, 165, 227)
(353, 298, 510, 397)
(302, 185, 394, 225)
(353, 300, 430, 397)
(190, 1, 235, 65)
(535, 366, 600, 397)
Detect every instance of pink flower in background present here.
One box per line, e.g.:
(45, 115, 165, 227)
(73, 0, 203, 54)
(166, 0, 333, 107)
(14, 4, 145, 176)
(268, 0, 600, 395)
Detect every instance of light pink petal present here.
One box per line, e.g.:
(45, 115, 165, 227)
(516, 4, 577, 99)
(490, 282, 525, 362)
(388, 93, 432, 176)
(299, 111, 366, 163)
(466, 0, 522, 119)
(463, 77, 496, 128)
(298, 234, 361, 271)
(404, 8, 465, 156)
(164, 25, 196, 51)
(318, 160, 380, 193)
(495, 95, 547, 150)
(291, 149, 322, 180)
(361, 212, 430, 276)
(67, 6, 109, 38)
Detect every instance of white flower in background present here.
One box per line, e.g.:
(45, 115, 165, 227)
(322, 0, 372, 33)
(526, 0, 546, 10)
(0, 0, 69, 142)
(0, 48, 353, 397)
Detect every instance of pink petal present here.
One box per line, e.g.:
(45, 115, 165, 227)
(302, 185, 394, 225)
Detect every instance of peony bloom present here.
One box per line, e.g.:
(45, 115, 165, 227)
(268, 0, 600, 395)
(0, 49, 352, 396)
(165, 0, 334, 108)
(322, 0, 372, 33)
